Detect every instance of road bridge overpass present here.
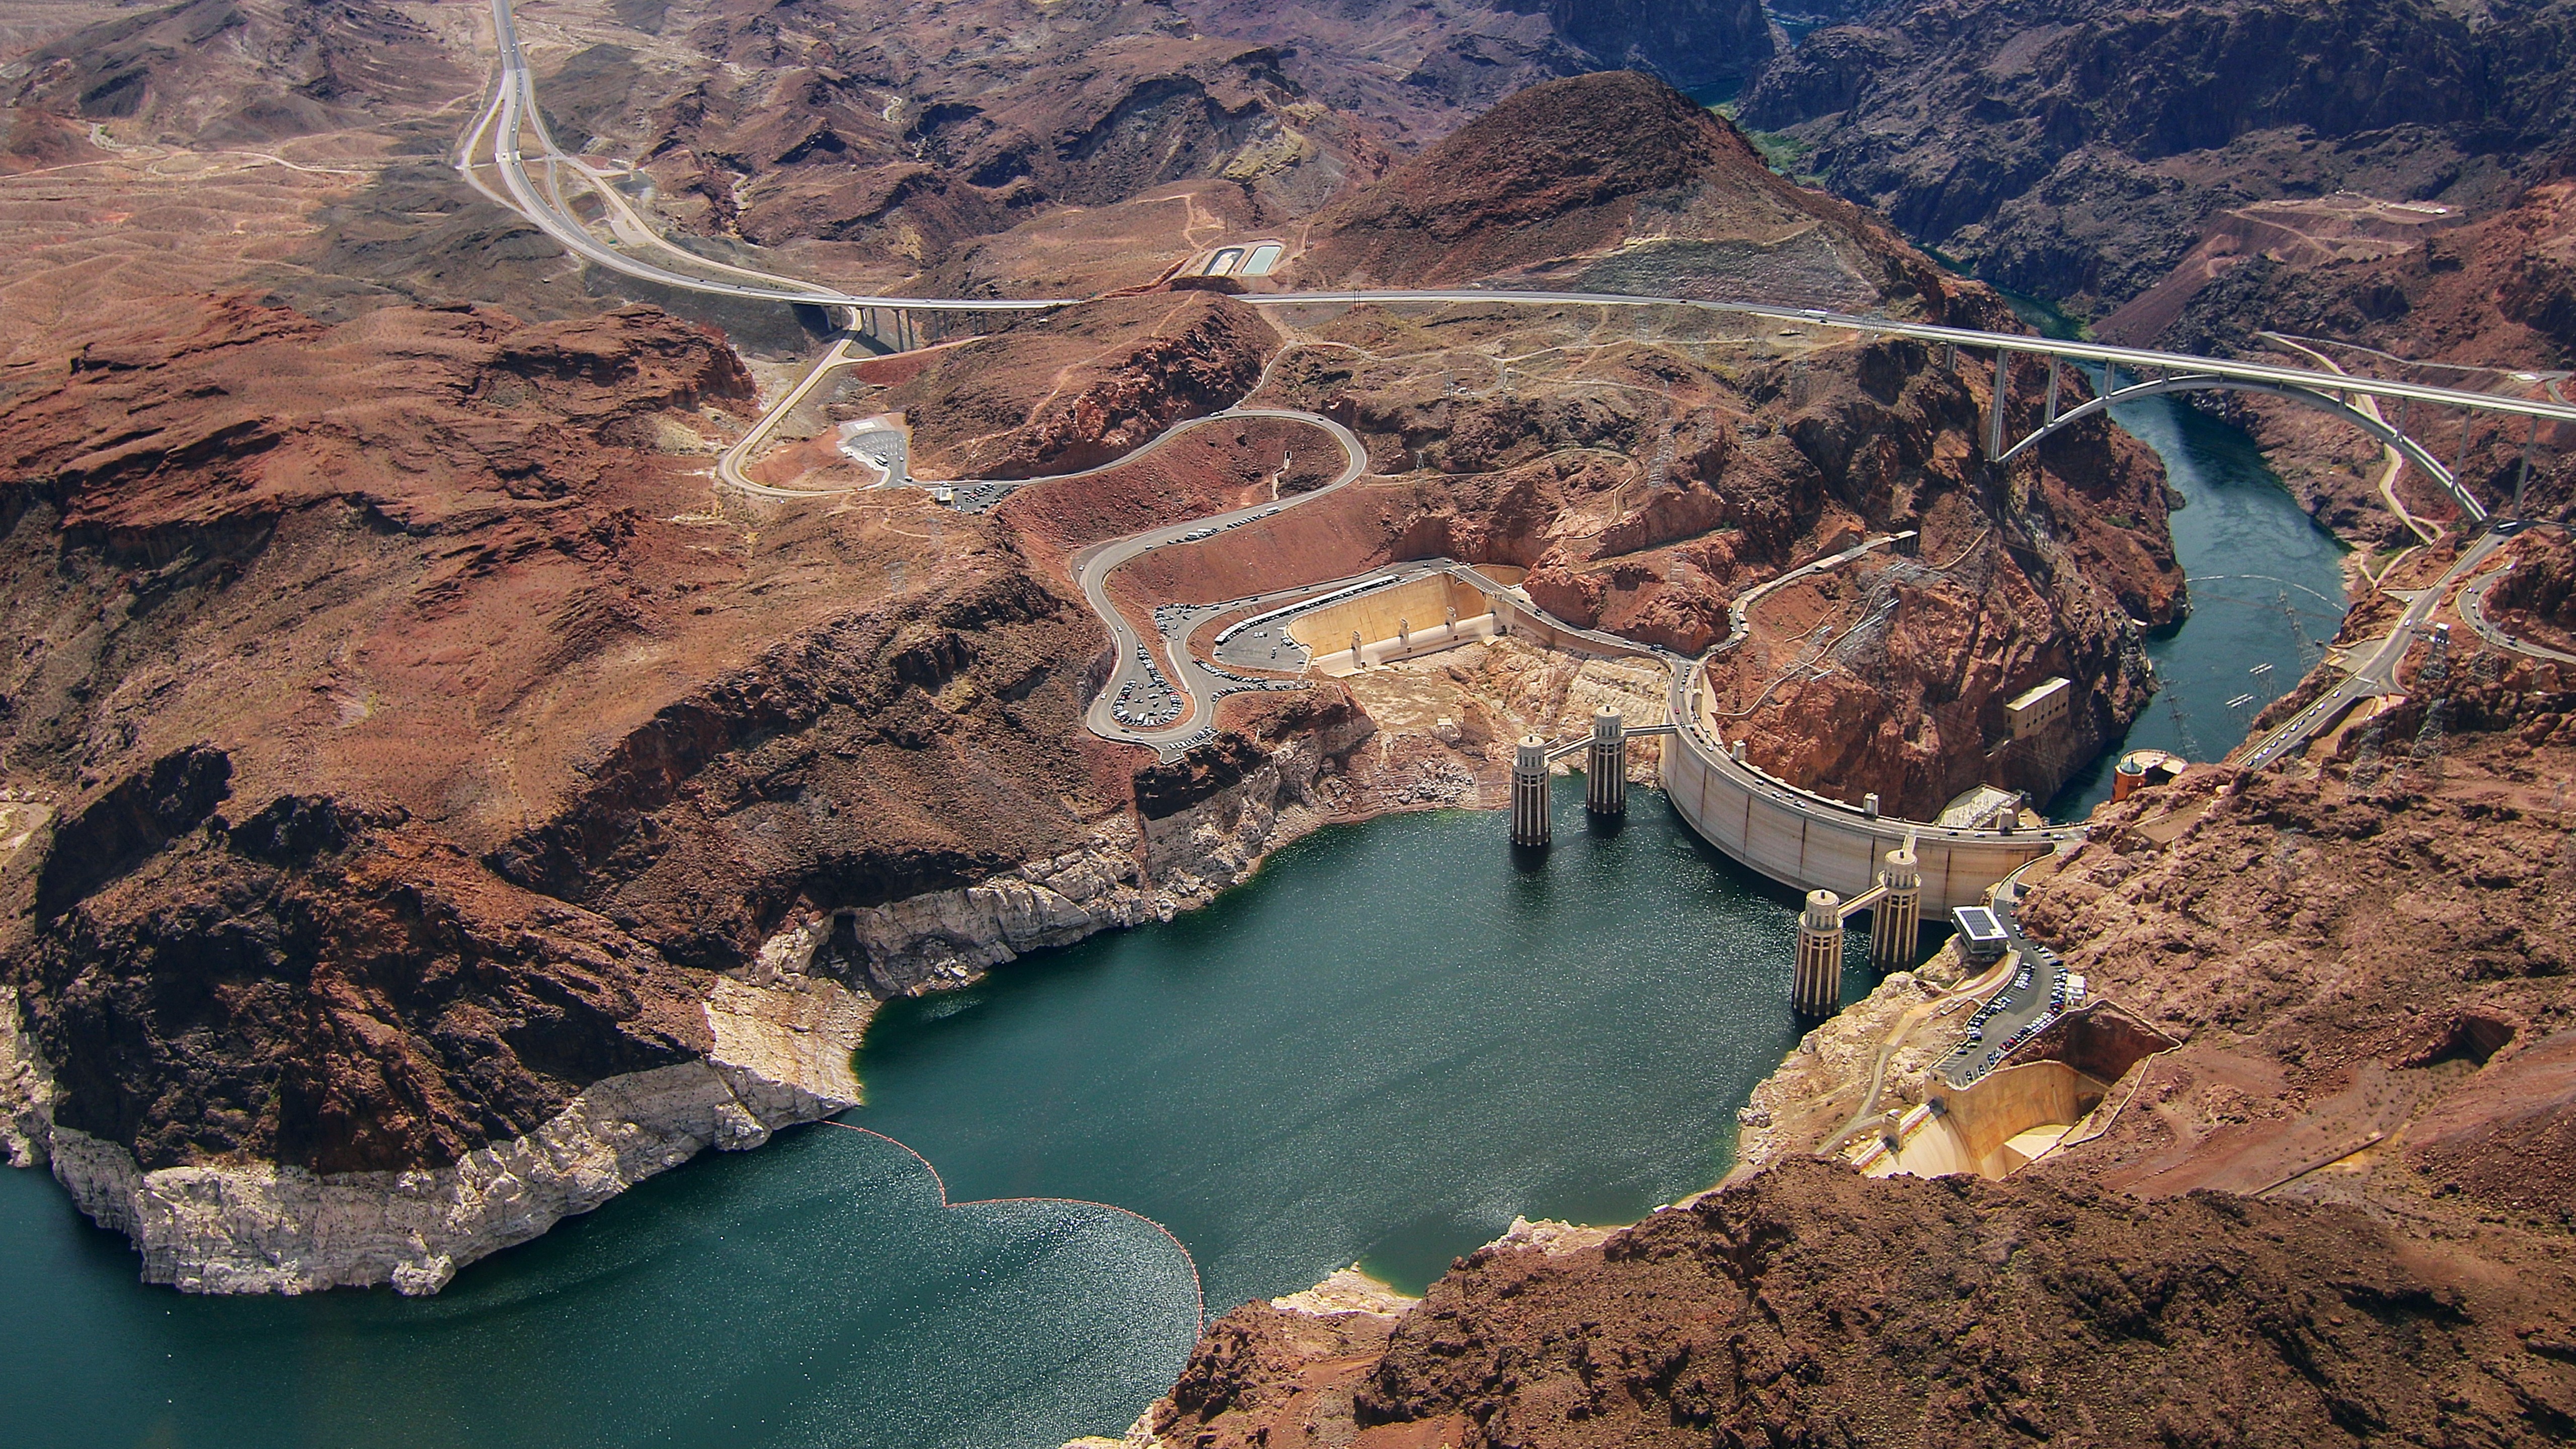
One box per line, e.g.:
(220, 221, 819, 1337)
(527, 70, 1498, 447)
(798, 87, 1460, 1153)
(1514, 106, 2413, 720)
(459, 0, 2565, 912)
(461, 0, 2576, 471)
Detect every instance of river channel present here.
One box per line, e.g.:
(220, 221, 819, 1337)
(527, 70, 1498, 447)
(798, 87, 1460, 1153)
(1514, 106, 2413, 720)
(3, 390, 2345, 1447)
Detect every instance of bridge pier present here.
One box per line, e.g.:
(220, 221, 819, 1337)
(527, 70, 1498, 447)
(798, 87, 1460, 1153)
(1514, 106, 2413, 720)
(1511, 734, 1551, 847)
(1795, 891, 1843, 1016)
(1585, 706, 1626, 816)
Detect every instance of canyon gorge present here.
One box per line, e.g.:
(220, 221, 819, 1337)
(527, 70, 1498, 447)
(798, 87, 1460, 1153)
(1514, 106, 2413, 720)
(0, 2, 2571, 1446)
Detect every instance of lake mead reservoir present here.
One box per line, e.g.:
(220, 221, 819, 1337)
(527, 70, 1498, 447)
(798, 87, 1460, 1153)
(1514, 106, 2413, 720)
(4, 781, 1849, 1448)
(0, 396, 2344, 1448)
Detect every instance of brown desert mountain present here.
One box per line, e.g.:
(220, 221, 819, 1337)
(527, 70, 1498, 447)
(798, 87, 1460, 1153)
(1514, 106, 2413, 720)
(1740, 0, 2576, 317)
(0, 7, 2569, 1449)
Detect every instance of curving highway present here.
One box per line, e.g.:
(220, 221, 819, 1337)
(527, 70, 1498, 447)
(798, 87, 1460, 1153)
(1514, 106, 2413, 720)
(2238, 528, 2514, 770)
(458, 0, 2576, 433)
(459, 0, 1074, 313)
(2461, 555, 2576, 667)
(455, 2, 2572, 900)
(1070, 408, 1370, 755)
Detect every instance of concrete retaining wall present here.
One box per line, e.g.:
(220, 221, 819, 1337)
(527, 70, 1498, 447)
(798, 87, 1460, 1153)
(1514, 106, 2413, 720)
(1286, 576, 1486, 657)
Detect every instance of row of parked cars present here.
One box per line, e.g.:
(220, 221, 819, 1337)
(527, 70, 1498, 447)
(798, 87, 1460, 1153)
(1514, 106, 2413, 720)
(1175, 506, 1281, 545)
(1112, 643, 1183, 727)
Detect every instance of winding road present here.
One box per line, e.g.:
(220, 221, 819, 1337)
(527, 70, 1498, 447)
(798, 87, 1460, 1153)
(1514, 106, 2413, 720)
(2239, 529, 2510, 770)
(454, 0, 2571, 890)
(459, 0, 2576, 431)
(1070, 408, 1370, 754)
(2461, 551, 2576, 666)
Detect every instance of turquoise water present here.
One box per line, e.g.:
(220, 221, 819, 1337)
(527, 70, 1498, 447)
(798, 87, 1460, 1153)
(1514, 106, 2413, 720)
(2, 1117, 1200, 1449)
(1986, 295, 2352, 819)
(2048, 386, 2351, 815)
(0, 353, 2342, 1447)
(4, 780, 1878, 1448)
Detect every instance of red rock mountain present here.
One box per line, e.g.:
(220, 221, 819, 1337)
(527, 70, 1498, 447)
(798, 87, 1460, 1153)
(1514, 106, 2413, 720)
(1740, 0, 2576, 316)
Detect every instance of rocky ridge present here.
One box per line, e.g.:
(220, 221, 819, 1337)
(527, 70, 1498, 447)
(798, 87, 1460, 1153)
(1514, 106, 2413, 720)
(1126, 531, 2576, 1449)
(0, 25, 2195, 1300)
(1740, 0, 2576, 316)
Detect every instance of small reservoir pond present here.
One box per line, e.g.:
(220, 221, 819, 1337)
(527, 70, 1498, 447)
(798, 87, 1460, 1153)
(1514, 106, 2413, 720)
(0, 385, 2343, 1448)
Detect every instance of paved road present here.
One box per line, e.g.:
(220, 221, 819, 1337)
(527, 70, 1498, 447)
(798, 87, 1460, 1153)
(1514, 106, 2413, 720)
(2261, 332, 2444, 545)
(2461, 557, 2576, 666)
(713, 333, 875, 496)
(461, 3, 2575, 784)
(2239, 529, 2508, 770)
(1933, 866, 2076, 1089)
(1070, 408, 1370, 754)
(461, 0, 1074, 313)
(458, 5, 2576, 437)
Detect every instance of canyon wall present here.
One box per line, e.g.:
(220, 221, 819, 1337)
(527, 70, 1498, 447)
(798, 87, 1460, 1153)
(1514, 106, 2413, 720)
(1740, 0, 2576, 316)
(1127, 533, 2576, 1449)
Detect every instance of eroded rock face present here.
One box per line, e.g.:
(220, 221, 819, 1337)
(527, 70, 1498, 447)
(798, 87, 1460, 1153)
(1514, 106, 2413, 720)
(886, 294, 1280, 478)
(7, 971, 871, 1295)
(1294, 71, 1966, 314)
(7, 0, 471, 146)
(602, 0, 1374, 274)
(1740, 0, 2576, 315)
(1141, 1157, 2576, 1448)
(2144, 174, 2576, 527)
(0, 50, 2187, 1300)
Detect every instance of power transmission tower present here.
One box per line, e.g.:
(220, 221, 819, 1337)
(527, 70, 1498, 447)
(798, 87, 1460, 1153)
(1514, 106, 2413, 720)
(2164, 682, 2204, 761)
(2391, 626, 2455, 793)
(2279, 589, 2323, 670)
(2347, 711, 2388, 797)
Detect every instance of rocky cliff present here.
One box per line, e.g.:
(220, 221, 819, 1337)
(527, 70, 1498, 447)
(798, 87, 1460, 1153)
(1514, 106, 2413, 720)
(0, 20, 2194, 1298)
(1739, 0, 2576, 316)
(2123, 169, 2576, 536)
(1250, 73, 2182, 814)
(0, 278, 1371, 1290)
(1129, 529, 2576, 1449)
(1293, 71, 1971, 314)
(1141, 1156, 2574, 1447)
(1174, 0, 1775, 146)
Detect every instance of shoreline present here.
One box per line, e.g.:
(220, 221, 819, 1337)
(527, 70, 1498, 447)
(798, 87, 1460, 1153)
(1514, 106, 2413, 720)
(0, 699, 1381, 1295)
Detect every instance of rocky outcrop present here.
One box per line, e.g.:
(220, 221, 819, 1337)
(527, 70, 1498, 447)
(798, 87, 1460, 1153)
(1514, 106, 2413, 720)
(886, 293, 1280, 479)
(6, 970, 871, 1295)
(773, 711, 1371, 995)
(1292, 72, 1978, 320)
(1176, 0, 1775, 147)
(7, 0, 470, 145)
(1140, 1156, 2576, 1447)
(1126, 541, 2576, 1449)
(1739, 0, 2576, 315)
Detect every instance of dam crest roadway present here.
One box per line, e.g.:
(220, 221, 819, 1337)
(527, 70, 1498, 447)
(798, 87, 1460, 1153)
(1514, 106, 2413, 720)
(457, 0, 2573, 914)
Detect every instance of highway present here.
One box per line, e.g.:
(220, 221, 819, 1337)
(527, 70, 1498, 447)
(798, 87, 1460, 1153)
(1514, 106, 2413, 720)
(713, 333, 875, 496)
(2238, 529, 2510, 770)
(2461, 554, 2576, 666)
(1067, 408, 1370, 755)
(2260, 332, 2444, 544)
(457, 0, 2576, 436)
(458, 0, 1075, 313)
(454, 0, 2568, 889)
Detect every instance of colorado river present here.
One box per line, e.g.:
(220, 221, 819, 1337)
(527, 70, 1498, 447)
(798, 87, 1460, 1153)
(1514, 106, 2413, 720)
(2049, 387, 2351, 815)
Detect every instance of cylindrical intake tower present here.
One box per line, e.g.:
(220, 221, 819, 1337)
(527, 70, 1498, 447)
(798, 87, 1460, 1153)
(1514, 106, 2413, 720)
(1795, 889, 1843, 1016)
(1868, 846, 1922, 971)
(1511, 734, 1552, 847)
(1585, 706, 1627, 816)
